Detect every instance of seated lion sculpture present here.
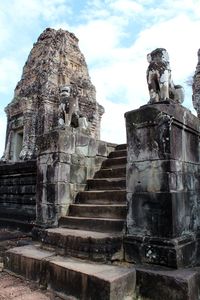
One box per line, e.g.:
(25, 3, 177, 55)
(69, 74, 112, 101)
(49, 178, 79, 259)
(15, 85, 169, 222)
(58, 84, 89, 130)
(147, 48, 184, 104)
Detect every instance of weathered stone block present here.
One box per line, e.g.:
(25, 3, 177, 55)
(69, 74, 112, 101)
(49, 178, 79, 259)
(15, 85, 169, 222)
(4, 245, 54, 284)
(88, 138, 98, 157)
(71, 154, 87, 166)
(70, 164, 87, 184)
(125, 103, 200, 267)
(124, 234, 198, 268)
(127, 191, 200, 238)
(135, 265, 200, 300)
(97, 141, 108, 157)
(45, 183, 71, 205)
(37, 203, 70, 227)
(47, 256, 135, 300)
(126, 103, 200, 162)
(4, 244, 135, 300)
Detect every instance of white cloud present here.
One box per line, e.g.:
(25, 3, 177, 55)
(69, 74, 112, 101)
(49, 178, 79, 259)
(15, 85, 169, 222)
(74, 18, 127, 63)
(132, 14, 200, 84)
(110, 0, 144, 14)
(100, 101, 128, 143)
(0, 0, 72, 24)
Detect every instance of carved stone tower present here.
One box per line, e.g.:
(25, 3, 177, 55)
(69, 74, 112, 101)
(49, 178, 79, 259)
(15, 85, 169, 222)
(193, 49, 200, 117)
(3, 28, 104, 161)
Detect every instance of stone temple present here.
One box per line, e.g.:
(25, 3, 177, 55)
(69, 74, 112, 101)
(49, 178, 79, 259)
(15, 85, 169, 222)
(1, 29, 200, 300)
(3, 28, 104, 162)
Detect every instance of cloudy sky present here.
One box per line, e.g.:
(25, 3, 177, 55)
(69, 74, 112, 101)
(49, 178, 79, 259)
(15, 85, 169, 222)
(0, 0, 200, 156)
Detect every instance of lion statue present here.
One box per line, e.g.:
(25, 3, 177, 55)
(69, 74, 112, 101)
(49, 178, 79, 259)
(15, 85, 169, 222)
(146, 48, 184, 104)
(58, 84, 89, 130)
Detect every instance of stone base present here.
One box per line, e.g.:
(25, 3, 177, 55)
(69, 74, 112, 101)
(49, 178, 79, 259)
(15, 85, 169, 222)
(125, 103, 200, 269)
(4, 244, 135, 300)
(5, 243, 200, 300)
(124, 234, 200, 268)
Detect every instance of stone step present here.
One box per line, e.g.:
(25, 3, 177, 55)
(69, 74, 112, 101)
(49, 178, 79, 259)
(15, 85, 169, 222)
(76, 189, 126, 204)
(48, 256, 135, 300)
(87, 178, 126, 190)
(39, 228, 123, 261)
(69, 204, 127, 219)
(102, 157, 127, 169)
(109, 149, 127, 158)
(94, 167, 126, 178)
(115, 144, 127, 150)
(76, 190, 126, 204)
(59, 216, 125, 232)
(5, 244, 135, 300)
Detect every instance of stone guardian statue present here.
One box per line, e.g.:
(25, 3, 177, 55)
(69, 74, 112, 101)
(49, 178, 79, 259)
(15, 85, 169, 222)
(58, 84, 89, 130)
(147, 48, 184, 104)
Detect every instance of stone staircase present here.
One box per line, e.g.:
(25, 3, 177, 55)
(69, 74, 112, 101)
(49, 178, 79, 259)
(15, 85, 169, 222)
(40, 143, 127, 262)
(4, 144, 136, 300)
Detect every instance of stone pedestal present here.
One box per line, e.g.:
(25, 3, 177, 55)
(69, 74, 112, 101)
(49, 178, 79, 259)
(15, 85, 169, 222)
(124, 102, 200, 268)
(36, 127, 115, 228)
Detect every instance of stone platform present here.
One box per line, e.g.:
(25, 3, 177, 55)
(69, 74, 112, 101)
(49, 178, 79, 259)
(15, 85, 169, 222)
(4, 244, 135, 300)
(4, 242, 200, 300)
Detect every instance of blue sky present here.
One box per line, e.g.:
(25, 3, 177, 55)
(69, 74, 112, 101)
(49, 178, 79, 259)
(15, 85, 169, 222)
(1, 0, 200, 156)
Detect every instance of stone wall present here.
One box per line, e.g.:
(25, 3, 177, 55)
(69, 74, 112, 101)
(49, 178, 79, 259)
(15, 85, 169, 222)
(0, 161, 37, 229)
(36, 127, 115, 227)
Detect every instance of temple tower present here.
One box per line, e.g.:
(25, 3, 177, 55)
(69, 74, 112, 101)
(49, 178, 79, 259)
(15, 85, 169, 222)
(3, 28, 104, 161)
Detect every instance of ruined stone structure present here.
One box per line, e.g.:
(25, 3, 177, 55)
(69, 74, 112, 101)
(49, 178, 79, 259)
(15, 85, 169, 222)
(2, 28, 104, 162)
(147, 48, 184, 104)
(3, 41, 200, 300)
(193, 49, 200, 117)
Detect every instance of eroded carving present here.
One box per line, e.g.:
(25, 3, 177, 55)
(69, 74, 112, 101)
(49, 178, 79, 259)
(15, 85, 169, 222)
(147, 48, 184, 104)
(156, 112, 173, 155)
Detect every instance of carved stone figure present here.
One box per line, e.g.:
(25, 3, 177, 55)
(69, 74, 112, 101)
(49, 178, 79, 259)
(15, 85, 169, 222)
(147, 48, 184, 104)
(59, 85, 78, 127)
(192, 49, 200, 117)
(58, 84, 89, 130)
